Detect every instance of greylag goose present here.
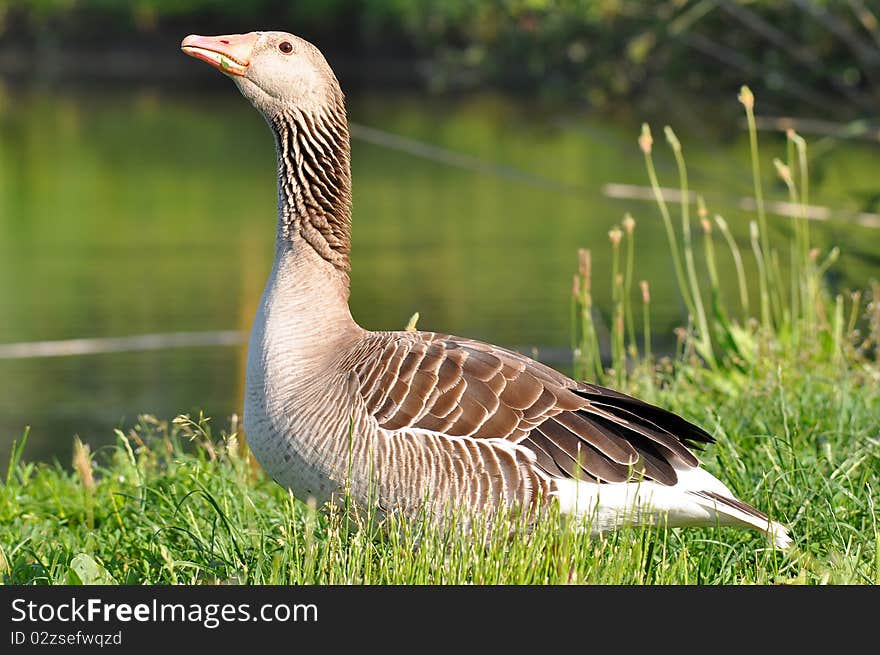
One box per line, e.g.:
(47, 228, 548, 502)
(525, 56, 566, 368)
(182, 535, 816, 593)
(181, 31, 792, 549)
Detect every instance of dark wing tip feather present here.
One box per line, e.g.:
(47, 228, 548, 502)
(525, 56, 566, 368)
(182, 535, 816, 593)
(524, 383, 718, 487)
(574, 385, 715, 450)
(692, 490, 770, 522)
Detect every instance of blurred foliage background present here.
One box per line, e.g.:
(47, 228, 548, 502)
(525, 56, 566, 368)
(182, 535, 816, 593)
(2, 0, 879, 118)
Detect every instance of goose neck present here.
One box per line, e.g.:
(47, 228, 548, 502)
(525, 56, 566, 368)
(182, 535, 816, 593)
(266, 240, 359, 341)
(270, 103, 353, 274)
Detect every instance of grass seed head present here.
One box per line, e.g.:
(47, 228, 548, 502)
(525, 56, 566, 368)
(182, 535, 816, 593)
(72, 436, 95, 493)
(738, 85, 755, 110)
(639, 123, 653, 154)
(578, 248, 591, 281)
(664, 126, 681, 153)
(697, 196, 708, 220)
(608, 227, 623, 247)
(774, 158, 793, 185)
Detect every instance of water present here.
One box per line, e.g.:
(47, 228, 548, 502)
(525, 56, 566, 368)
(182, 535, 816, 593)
(1, 84, 878, 463)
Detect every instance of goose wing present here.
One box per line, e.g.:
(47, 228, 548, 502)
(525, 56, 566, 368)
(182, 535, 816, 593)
(350, 331, 714, 486)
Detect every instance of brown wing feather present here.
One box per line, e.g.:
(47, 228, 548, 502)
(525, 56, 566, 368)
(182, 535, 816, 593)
(350, 331, 714, 487)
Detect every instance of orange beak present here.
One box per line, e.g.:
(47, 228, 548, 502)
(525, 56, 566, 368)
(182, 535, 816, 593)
(181, 33, 259, 76)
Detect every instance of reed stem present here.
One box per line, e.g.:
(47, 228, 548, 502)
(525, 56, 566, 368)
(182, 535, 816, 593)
(750, 220, 771, 331)
(714, 215, 750, 317)
(739, 86, 776, 328)
(622, 214, 638, 358)
(699, 201, 720, 293)
(609, 227, 625, 386)
(640, 124, 696, 318)
(640, 280, 652, 362)
(666, 126, 715, 367)
(573, 248, 603, 383)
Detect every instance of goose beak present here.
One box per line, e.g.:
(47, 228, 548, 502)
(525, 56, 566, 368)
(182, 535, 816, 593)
(181, 33, 259, 76)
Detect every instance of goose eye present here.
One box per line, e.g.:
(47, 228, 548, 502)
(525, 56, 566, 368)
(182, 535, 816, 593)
(279, 41, 293, 54)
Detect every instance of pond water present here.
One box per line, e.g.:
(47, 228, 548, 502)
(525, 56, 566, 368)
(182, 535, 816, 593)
(1, 81, 878, 463)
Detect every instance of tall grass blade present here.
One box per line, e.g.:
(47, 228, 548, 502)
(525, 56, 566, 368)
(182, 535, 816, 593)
(739, 86, 777, 329)
(714, 215, 751, 317)
(640, 124, 696, 317)
(666, 126, 715, 367)
(5, 427, 29, 487)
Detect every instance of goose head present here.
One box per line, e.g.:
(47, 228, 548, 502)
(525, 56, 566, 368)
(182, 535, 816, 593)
(181, 31, 353, 272)
(181, 31, 343, 118)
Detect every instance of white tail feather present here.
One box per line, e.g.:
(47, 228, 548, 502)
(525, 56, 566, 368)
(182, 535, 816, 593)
(552, 464, 792, 549)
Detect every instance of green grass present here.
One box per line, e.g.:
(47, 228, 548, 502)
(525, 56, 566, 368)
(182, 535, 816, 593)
(1, 338, 877, 585)
(2, 88, 880, 585)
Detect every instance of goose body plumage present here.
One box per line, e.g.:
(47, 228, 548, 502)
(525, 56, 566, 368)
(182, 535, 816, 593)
(183, 31, 791, 549)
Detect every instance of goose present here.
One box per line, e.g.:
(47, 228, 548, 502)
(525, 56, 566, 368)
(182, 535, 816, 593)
(181, 31, 792, 549)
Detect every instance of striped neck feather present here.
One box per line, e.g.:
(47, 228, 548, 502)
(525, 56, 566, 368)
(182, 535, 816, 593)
(271, 101, 352, 273)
